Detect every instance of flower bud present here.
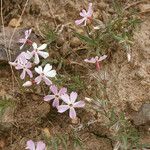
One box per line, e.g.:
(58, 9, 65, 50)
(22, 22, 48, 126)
(22, 81, 32, 87)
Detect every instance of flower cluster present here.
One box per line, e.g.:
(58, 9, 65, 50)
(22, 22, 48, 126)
(9, 29, 56, 86)
(26, 140, 46, 150)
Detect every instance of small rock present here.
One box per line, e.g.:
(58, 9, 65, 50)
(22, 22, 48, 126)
(131, 103, 150, 126)
(139, 4, 150, 13)
(8, 18, 21, 27)
(70, 37, 81, 48)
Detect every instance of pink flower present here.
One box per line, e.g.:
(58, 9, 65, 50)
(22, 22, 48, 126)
(84, 55, 107, 70)
(30, 42, 49, 64)
(9, 51, 32, 68)
(35, 64, 56, 85)
(19, 29, 32, 50)
(26, 140, 46, 150)
(15, 58, 33, 79)
(58, 92, 85, 119)
(75, 3, 93, 26)
(44, 85, 67, 108)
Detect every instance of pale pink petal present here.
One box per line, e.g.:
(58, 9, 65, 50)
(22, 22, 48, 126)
(50, 85, 58, 95)
(46, 70, 56, 77)
(87, 3, 93, 17)
(20, 69, 26, 79)
(61, 94, 70, 104)
(34, 53, 40, 64)
(32, 42, 37, 50)
(26, 69, 33, 78)
(25, 29, 32, 39)
(84, 57, 96, 63)
(98, 55, 107, 61)
(75, 18, 86, 25)
(15, 64, 23, 70)
(26, 140, 35, 150)
(80, 9, 87, 17)
(44, 95, 55, 101)
(20, 43, 25, 50)
(25, 51, 33, 59)
(38, 51, 49, 59)
(35, 76, 42, 84)
(43, 76, 52, 85)
(36, 141, 46, 150)
(70, 92, 77, 103)
(58, 87, 67, 95)
(35, 66, 43, 74)
(26, 62, 32, 68)
(52, 98, 59, 108)
(37, 44, 47, 50)
(43, 64, 52, 74)
(69, 107, 76, 119)
(58, 105, 70, 113)
(73, 101, 85, 108)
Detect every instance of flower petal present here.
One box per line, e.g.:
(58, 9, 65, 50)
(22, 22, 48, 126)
(75, 18, 86, 25)
(26, 69, 33, 78)
(69, 107, 76, 119)
(46, 70, 56, 78)
(98, 55, 107, 62)
(84, 57, 96, 63)
(37, 44, 47, 50)
(20, 69, 26, 79)
(26, 140, 35, 150)
(52, 98, 59, 108)
(35, 76, 42, 84)
(35, 66, 43, 74)
(38, 51, 49, 59)
(43, 64, 52, 74)
(61, 94, 70, 104)
(70, 92, 77, 103)
(50, 85, 58, 94)
(34, 53, 40, 64)
(58, 87, 67, 95)
(87, 3, 93, 17)
(32, 42, 37, 50)
(57, 105, 70, 113)
(73, 101, 85, 108)
(44, 95, 55, 101)
(36, 141, 46, 150)
(43, 76, 52, 85)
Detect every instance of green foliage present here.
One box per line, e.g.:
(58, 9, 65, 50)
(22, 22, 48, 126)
(53, 74, 85, 92)
(75, 32, 98, 47)
(0, 96, 14, 118)
(45, 134, 68, 150)
(42, 24, 57, 44)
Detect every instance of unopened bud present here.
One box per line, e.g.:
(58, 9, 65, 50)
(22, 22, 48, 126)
(22, 81, 32, 87)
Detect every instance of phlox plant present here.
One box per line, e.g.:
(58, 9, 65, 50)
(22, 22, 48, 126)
(9, 28, 85, 119)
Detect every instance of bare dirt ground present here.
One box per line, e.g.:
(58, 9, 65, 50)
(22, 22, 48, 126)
(0, 0, 150, 149)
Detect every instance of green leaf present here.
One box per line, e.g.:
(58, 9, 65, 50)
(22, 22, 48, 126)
(75, 32, 98, 46)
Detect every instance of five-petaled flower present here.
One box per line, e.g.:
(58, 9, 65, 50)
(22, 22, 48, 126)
(19, 29, 32, 50)
(9, 52, 32, 68)
(57, 92, 85, 119)
(44, 85, 67, 108)
(26, 140, 46, 150)
(30, 42, 49, 64)
(15, 58, 33, 79)
(35, 64, 56, 85)
(84, 55, 107, 70)
(75, 3, 93, 26)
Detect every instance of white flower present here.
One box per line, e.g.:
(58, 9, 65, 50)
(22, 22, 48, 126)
(35, 64, 56, 85)
(30, 42, 49, 64)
